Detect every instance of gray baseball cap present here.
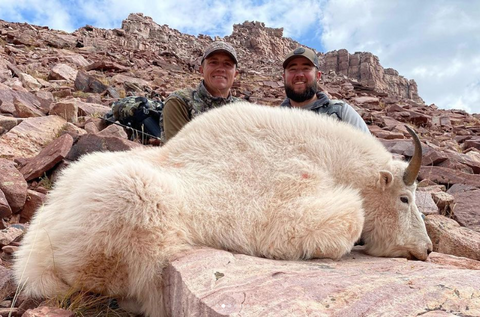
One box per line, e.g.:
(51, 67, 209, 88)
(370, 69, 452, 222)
(283, 47, 319, 69)
(201, 41, 238, 65)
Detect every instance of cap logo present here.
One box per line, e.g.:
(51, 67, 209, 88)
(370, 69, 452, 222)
(294, 47, 305, 55)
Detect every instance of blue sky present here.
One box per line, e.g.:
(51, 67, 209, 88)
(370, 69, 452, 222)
(1, 0, 479, 114)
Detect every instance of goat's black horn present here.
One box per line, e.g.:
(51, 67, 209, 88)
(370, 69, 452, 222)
(403, 125, 422, 186)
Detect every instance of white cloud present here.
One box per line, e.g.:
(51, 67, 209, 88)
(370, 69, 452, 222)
(320, 0, 480, 113)
(449, 81, 480, 114)
(1, 0, 325, 38)
(0, 0, 74, 30)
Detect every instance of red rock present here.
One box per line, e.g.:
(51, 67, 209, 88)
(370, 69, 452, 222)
(49, 101, 78, 123)
(437, 158, 474, 173)
(463, 136, 480, 150)
(62, 53, 90, 67)
(20, 190, 46, 223)
(83, 122, 99, 134)
(35, 90, 55, 113)
(415, 190, 439, 215)
(0, 115, 67, 159)
(0, 190, 12, 219)
(2, 245, 19, 254)
(0, 262, 15, 301)
(0, 82, 43, 116)
(164, 248, 480, 317)
(75, 99, 110, 117)
(65, 134, 141, 161)
(48, 63, 77, 81)
(376, 130, 405, 139)
(0, 159, 27, 213)
(0, 115, 21, 134)
(427, 252, 480, 270)
(20, 72, 42, 91)
(446, 185, 480, 232)
(84, 61, 128, 72)
(431, 190, 455, 215)
(23, 306, 75, 317)
(352, 96, 380, 107)
(419, 166, 480, 188)
(406, 110, 432, 126)
(97, 124, 128, 139)
(425, 214, 480, 261)
(60, 122, 87, 141)
(111, 74, 150, 89)
(13, 97, 44, 118)
(380, 138, 416, 157)
(19, 134, 73, 181)
(85, 117, 108, 132)
(0, 226, 24, 247)
(74, 70, 108, 94)
(422, 143, 448, 165)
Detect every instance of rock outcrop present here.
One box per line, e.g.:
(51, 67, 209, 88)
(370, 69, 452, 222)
(321, 49, 423, 103)
(164, 248, 480, 317)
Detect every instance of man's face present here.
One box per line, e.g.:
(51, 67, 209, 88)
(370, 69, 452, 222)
(200, 52, 238, 97)
(282, 56, 321, 102)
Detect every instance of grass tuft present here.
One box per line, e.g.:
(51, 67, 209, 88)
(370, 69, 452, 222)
(46, 289, 133, 316)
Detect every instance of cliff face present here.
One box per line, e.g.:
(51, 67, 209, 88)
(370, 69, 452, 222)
(321, 49, 423, 103)
(226, 21, 298, 59)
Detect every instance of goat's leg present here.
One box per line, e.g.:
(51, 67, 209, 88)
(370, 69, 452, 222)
(259, 185, 365, 261)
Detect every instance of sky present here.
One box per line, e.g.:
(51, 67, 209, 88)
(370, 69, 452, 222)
(1, 0, 479, 114)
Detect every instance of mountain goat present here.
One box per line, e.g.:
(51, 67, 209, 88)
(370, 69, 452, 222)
(14, 102, 432, 317)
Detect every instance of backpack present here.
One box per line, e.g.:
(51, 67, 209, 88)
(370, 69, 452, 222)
(104, 96, 164, 143)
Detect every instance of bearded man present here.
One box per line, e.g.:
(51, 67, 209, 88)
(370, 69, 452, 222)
(281, 47, 369, 133)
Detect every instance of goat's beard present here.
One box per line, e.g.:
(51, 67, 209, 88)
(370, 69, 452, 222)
(285, 81, 317, 103)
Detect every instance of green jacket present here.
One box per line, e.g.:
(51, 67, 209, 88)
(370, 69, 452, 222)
(163, 81, 239, 141)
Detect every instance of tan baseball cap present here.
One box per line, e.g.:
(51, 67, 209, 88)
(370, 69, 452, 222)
(201, 41, 238, 65)
(283, 47, 319, 69)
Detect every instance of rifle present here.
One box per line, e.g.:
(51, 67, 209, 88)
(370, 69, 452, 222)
(101, 115, 163, 143)
(101, 96, 165, 145)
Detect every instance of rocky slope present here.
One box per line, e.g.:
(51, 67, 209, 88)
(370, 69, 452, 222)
(1, 13, 479, 316)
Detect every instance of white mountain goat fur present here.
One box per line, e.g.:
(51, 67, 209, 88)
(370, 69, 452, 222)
(14, 102, 432, 317)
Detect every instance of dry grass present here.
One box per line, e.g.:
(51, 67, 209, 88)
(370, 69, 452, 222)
(45, 290, 134, 317)
(38, 173, 54, 190)
(54, 123, 70, 138)
(96, 76, 110, 86)
(73, 91, 90, 99)
(118, 89, 127, 99)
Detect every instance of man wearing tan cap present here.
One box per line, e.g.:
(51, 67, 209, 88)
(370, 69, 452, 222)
(281, 47, 369, 133)
(163, 41, 240, 141)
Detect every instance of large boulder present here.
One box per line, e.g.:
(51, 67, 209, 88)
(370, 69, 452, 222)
(164, 247, 480, 316)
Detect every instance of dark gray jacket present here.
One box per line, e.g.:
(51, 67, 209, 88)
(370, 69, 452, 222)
(280, 92, 370, 133)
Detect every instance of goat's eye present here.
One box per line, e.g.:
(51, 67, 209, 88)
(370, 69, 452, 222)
(421, 214, 426, 220)
(400, 196, 409, 204)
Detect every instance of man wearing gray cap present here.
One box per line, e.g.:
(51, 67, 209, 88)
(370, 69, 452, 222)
(163, 41, 240, 141)
(281, 47, 369, 133)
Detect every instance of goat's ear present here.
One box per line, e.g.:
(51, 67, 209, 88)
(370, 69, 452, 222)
(378, 171, 394, 190)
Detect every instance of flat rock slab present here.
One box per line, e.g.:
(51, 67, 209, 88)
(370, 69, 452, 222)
(0, 115, 67, 159)
(164, 247, 480, 317)
(20, 133, 73, 181)
(426, 214, 480, 261)
(0, 158, 27, 214)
